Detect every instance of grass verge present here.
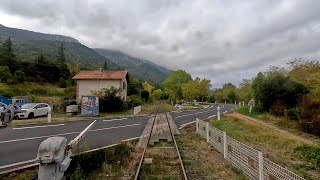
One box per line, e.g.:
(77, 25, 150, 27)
(210, 116, 320, 179)
(176, 125, 248, 179)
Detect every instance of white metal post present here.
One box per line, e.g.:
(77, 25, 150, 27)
(223, 132, 227, 159)
(48, 106, 52, 123)
(217, 106, 221, 120)
(259, 151, 264, 180)
(196, 118, 199, 133)
(206, 122, 209, 142)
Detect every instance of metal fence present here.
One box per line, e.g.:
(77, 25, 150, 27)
(196, 118, 306, 180)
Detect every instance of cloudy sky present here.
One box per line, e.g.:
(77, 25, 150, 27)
(1, 0, 320, 87)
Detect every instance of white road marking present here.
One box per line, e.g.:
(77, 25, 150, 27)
(179, 121, 196, 129)
(103, 118, 128, 122)
(12, 124, 65, 130)
(0, 159, 36, 169)
(89, 123, 140, 132)
(78, 136, 140, 154)
(207, 115, 217, 119)
(0, 123, 141, 144)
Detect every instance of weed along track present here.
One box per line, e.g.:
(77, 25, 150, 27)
(135, 112, 188, 180)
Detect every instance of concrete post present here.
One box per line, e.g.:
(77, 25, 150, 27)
(225, 101, 226, 104)
(242, 101, 245, 106)
(234, 101, 236, 105)
(223, 132, 227, 159)
(196, 118, 199, 133)
(249, 106, 252, 113)
(259, 151, 264, 180)
(48, 106, 52, 123)
(217, 106, 221, 120)
(206, 122, 209, 142)
(238, 102, 241, 107)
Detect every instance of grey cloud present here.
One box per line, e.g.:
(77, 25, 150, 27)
(1, 0, 320, 87)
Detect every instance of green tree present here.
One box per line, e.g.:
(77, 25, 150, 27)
(103, 61, 108, 70)
(0, 38, 18, 73)
(213, 83, 237, 102)
(57, 44, 66, 65)
(163, 70, 192, 101)
(127, 77, 142, 96)
(252, 70, 308, 114)
(0, 66, 13, 83)
(13, 70, 25, 83)
(152, 89, 164, 100)
(56, 44, 70, 82)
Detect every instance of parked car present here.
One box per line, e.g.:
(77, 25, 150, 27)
(15, 103, 50, 119)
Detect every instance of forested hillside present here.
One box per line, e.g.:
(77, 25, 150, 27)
(0, 24, 118, 69)
(95, 49, 172, 85)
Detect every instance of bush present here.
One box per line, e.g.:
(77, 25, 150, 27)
(294, 144, 320, 171)
(296, 95, 320, 136)
(141, 90, 149, 101)
(95, 87, 127, 112)
(285, 108, 298, 120)
(128, 95, 142, 109)
(270, 100, 285, 116)
(0, 83, 14, 97)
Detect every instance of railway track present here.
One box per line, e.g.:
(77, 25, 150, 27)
(134, 110, 188, 180)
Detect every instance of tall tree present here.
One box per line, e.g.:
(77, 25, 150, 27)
(163, 70, 192, 101)
(0, 38, 18, 73)
(57, 43, 66, 65)
(103, 61, 108, 71)
(56, 43, 70, 81)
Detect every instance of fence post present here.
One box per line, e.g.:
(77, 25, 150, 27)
(206, 122, 209, 142)
(196, 118, 199, 133)
(47, 106, 52, 123)
(259, 151, 264, 180)
(223, 132, 227, 159)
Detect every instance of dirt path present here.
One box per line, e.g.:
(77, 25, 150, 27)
(226, 112, 319, 144)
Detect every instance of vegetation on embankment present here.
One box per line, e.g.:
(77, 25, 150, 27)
(213, 60, 320, 138)
(210, 116, 320, 180)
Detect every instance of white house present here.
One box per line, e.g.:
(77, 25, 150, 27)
(72, 70, 129, 101)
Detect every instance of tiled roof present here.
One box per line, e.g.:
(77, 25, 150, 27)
(72, 70, 128, 80)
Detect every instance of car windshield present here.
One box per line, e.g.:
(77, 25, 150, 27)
(21, 103, 37, 109)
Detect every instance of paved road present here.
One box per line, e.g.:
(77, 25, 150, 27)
(0, 103, 235, 169)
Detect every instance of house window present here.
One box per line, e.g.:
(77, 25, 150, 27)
(123, 81, 127, 90)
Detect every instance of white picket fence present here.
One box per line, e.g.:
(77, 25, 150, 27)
(196, 118, 306, 180)
(134, 105, 141, 115)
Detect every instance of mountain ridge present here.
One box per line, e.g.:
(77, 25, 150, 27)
(0, 24, 171, 84)
(95, 48, 172, 85)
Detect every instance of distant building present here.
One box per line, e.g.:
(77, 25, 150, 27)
(72, 70, 129, 101)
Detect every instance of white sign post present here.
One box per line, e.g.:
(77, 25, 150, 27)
(217, 106, 221, 120)
(248, 99, 255, 113)
(48, 106, 52, 123)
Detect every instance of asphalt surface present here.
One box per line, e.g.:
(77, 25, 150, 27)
(0, 103, 235, 169)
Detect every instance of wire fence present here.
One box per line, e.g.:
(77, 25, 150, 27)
(196, 118, 306, 180)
